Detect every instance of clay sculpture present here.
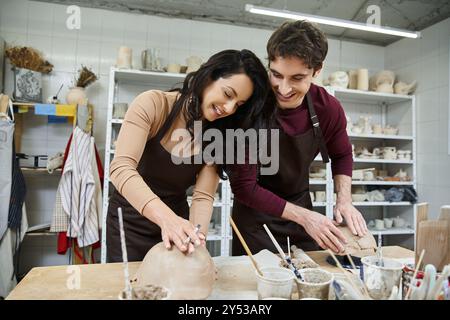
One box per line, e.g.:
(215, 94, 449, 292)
(132, 242, 216, 299)
(394, 81, 417, 95)
(369, 70, 395, 93)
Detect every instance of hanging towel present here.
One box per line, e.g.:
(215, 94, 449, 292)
(50, 133, 73, 233)
(60, 126, 99, 247)
(8, 142, 26, 229)
(0, 119, 14, 239)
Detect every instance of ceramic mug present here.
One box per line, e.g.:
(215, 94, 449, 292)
(384, 218, 393, 229)
(167, 63, 181, 73)
(372, 124, 382, 135)
(374, 219, 385, 230)
(363, 171, 375, 181)
(383, 147, 397, 160)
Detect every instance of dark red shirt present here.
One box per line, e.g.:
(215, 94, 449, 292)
(228, 84, 353, 217)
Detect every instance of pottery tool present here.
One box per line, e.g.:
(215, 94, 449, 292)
(263, 224, 304, 281)
(183, 224, 201, 245)
(405, 249, 425, 300)
(118, 207, 132, 300)
(327, 249, 369, 299)
(346, 253, 370, 297)
(376, 232, 384, 267)
(229, 216, 263, 277)
(287, 236, 291, 258)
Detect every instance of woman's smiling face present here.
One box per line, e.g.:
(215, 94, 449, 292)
(201, 74, 254, 121)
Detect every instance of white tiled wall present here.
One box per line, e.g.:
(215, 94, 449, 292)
(386, 17, 450, 219)
(1, 0, 388, 271)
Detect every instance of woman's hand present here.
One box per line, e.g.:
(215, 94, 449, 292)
(159, 214, 205, 254)
(143, 199, 204, 254)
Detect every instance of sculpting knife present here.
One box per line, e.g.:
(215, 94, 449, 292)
(263, 224, 304, 281)
(183, 224, 201, 244)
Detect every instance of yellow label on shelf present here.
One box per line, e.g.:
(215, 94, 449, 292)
(55, 104, 77, 117)
(18, 106, 29, 113)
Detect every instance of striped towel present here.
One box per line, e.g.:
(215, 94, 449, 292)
(60, 127, 99, 247)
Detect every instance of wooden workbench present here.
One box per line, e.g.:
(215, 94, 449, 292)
(6, 246, 414, 300)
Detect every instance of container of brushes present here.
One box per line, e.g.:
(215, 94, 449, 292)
(361, 256, 403, 300)
(255, 267, 295, 300)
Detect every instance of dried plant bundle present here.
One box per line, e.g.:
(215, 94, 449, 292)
(74, 65, 98, 88)
(5, 46, 53, 73)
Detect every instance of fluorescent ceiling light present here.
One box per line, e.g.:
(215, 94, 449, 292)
(245, 4, 420, 39)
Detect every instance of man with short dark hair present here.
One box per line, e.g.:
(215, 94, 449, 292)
(228, 20, 367, 255)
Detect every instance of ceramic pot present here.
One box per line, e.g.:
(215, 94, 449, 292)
(348, 70, 358, 89)
(117, 46, 132, 69)
(356, 69, 369, 91)
(66, 86, 87, 105)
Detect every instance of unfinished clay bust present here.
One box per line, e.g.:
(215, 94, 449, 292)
(132, 242, 216, 299)
(338, 226, 377, 256)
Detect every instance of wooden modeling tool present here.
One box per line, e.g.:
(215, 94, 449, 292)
(229, 216, 263, 277)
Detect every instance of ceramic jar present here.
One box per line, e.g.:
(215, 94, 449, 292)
(66, 86, 87, 105)
(117, 46, 132, 69)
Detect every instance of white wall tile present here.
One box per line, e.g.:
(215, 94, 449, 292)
(99, 41, 120, 75)
(51, 36, 77, 72)
(0, 0, 28, 34)
(77, 6, 102, 42)
(168, 18, 191, 51)
(27, 1, 54, 37)
(76, 39, 100, 71)
(209, 23, 231, 54)
(416, 88, 440, 123)
(417, 120, 440, 155)
(122, 12, 148, 43)
(418, 54, 441, 92)
(0, 32, 27, 46)
(100, 9, 124, 43)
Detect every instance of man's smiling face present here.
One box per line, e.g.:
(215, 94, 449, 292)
(269, 56, 322, 109)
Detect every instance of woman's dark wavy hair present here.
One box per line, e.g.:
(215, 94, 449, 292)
(171, 49, 276, 179)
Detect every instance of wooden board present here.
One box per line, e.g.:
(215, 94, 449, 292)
(6, 246, 414, 300)
(417, 221, 448, 271)
(415, 202, 429, 262)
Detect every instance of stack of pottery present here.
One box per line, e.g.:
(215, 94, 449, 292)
(327, 71, 349, 89)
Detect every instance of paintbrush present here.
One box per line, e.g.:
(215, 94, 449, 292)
(229, 216, 263, 277)
(263, 224, 304, 281)
(405, 249, 425, 300)
(328, 249, 370, 299)
(118, 207, 133, 300)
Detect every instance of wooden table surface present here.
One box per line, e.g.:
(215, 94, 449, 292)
(6, 246, 414, 300)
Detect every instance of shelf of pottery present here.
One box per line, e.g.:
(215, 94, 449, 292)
(101, 67, 233, 262)
(323, 82, 417, 249)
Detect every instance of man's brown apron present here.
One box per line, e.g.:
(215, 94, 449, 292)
(107, 101, 203, 262)
(232, 92, 329, 255)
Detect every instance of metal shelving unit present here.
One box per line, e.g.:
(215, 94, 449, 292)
(327, 86, 417, 248)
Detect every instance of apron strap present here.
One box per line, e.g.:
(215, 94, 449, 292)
(306, 92, 329, 164)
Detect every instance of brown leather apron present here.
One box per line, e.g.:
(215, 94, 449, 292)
(106, 101, 203, 262)
(231, 92, 329, 256)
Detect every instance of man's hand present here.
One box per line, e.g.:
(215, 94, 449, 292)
(282, 202, 348, 253)
(333, 201, 368, 236)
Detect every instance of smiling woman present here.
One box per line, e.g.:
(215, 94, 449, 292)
(106, 49, 275, 262)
